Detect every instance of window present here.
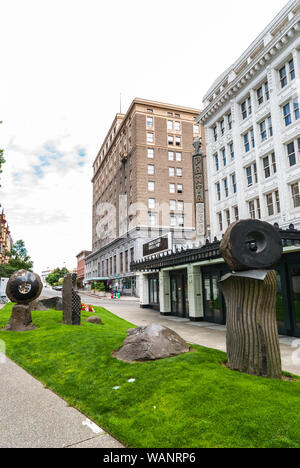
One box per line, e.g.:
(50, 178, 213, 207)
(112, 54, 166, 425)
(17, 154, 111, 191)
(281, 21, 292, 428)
(147, 108, 153, 113)
(170, 199, 176, 211)
(225, 209, 230, 227)
(229, 142, 234, 160)
(283, 98, 300, 126)
(283, 102, 292, 126)
(287, 141, 296, 166)
(216, 182, 221, 201)
(244, 129, 255, 152)
(148, 212, 157, 227)
(246, 163, 258, 187)
(228, 113, 232, 130)
(148, 198, 155, 209)
(177, 184, 183, 194)
(177, 214, 184, 228)
(241, 96, 252, 120)
(148, 181, 155, 192)
(279, 65, 287, 88)
(176, 152, 182, 162)
(248, 198, 261, 219)
(168, 135, 174, 145)
(169, 167, 175, 177)
(291, 183, 300, 208)
(168, 151, 174, 161)
(233, 205, 239, 221)
(176, 168, 182, 177)
(175, 136, 181, 146)
(194, 124, 200, 134)
(223, 178, 229, 197)
(174, 121, 181, 131)
(147, 148, 154, 159)
(170, 213, 176, 227)
(231, 173, 237, 193)
(148, 164, 155, 175)
(257, 81, 270, 105)
(221, 148, 226, 166)
(147, 132, 154, 143)
(279, 59, 296, 88)
(218, 213, 223, 232)
(266, 191, 280, 217)
(259, 116, 273, 141)
(169, 183, 175, 194)
(294, 98, 300, 120)
(263, 153, 277, 178)
(167, 120, 173, 130)
(214, 154, 219, 171)
(177, 200, 184, 211)
(213, 126, 218, 142)
(220, 119, 225, 135)
(147, 116, 153, 127)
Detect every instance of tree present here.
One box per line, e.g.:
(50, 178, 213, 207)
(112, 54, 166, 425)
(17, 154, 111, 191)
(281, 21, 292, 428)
(0, 149, 5, 187)
(46, 267, 69, 286)
(0, 240, 33, 278)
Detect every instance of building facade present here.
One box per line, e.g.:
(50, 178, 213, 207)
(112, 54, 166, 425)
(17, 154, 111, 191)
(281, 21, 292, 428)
(76, 250, 91, 289)
(132, 226, 300, 338)
(0, 208, 12, 264)
(85, 98, 207, 295)
(197, 0, 300, 240)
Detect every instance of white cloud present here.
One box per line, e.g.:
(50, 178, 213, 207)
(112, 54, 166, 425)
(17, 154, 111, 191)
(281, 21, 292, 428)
(0, 0, 288, 274)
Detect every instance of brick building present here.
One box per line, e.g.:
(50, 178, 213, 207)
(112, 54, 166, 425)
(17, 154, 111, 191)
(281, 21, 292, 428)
(85, 98, 207, 296)
(76, 250, 91, 289)
(0, 208, 12, 264)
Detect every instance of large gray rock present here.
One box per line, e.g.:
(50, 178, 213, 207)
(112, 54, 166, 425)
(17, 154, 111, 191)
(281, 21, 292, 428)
(85, 316, 103, 325)
(114, 324, 190, 362)
(31, 296, 63, 311)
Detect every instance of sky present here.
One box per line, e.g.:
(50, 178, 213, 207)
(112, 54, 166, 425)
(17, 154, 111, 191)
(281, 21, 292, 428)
(0, 0, 289, 274)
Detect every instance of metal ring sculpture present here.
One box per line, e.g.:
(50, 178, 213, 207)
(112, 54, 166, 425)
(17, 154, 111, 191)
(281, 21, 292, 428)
(6, 270, 43, 305)
(220, 219, 283, 272)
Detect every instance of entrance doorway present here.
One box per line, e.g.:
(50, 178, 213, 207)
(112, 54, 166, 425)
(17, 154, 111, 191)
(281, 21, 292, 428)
(202, 270, 226, 324)
(170, 269, 189, 318)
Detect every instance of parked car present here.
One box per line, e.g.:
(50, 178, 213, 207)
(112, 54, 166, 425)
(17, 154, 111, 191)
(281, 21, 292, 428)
(52, 286, 63, 291)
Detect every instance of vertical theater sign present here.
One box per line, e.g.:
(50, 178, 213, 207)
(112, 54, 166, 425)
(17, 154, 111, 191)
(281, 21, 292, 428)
(192, 138, 206, 240)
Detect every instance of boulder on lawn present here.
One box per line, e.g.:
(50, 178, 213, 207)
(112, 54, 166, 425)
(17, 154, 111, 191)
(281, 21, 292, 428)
(85, 316, 103, 325)
(31, 296, 63, 311)
(114, 324, 190, 362)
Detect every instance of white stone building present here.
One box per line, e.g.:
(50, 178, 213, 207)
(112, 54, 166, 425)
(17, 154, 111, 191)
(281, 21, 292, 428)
(198, 0, 300, 241)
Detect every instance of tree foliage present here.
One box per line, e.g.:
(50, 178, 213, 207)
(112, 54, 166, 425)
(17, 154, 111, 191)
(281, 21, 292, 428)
(0, 240, 33, 278)
(0, 149, 5, 187)
(46, 267, 69, 286)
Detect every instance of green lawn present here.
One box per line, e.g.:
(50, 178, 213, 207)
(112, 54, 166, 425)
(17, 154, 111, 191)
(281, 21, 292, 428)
(1, 303, 300, 448)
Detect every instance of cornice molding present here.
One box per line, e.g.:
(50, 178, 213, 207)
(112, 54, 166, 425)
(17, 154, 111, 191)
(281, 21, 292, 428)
(198, 15, 300, 126)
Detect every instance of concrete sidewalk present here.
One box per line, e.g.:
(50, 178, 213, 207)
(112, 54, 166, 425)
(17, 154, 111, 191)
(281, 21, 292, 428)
(0, 356, 123, 448)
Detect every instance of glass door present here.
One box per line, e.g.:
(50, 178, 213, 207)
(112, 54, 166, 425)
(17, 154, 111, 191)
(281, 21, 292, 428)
(170, 270, 189, 318)
(288, 265, 300, 337)
(202, 271, 225, 324)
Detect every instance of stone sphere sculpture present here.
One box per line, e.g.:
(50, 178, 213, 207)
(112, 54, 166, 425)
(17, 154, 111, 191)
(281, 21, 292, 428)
(6, 270, 43, 305)
(220, 219, 283, 272)
(3, 270, 42, 332)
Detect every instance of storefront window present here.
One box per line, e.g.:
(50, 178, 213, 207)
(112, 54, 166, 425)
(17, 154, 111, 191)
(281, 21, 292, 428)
(291, 267, 300, 330)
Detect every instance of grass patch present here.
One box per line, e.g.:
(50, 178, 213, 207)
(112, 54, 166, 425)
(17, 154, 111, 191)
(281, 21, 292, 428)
(1, 303, 300, 448)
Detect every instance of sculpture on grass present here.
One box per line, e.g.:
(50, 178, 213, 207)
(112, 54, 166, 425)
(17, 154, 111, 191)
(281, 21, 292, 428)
(219, 220, 283, 379)
(3, 270, 42, 332)
(62, 273, 81, 325)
